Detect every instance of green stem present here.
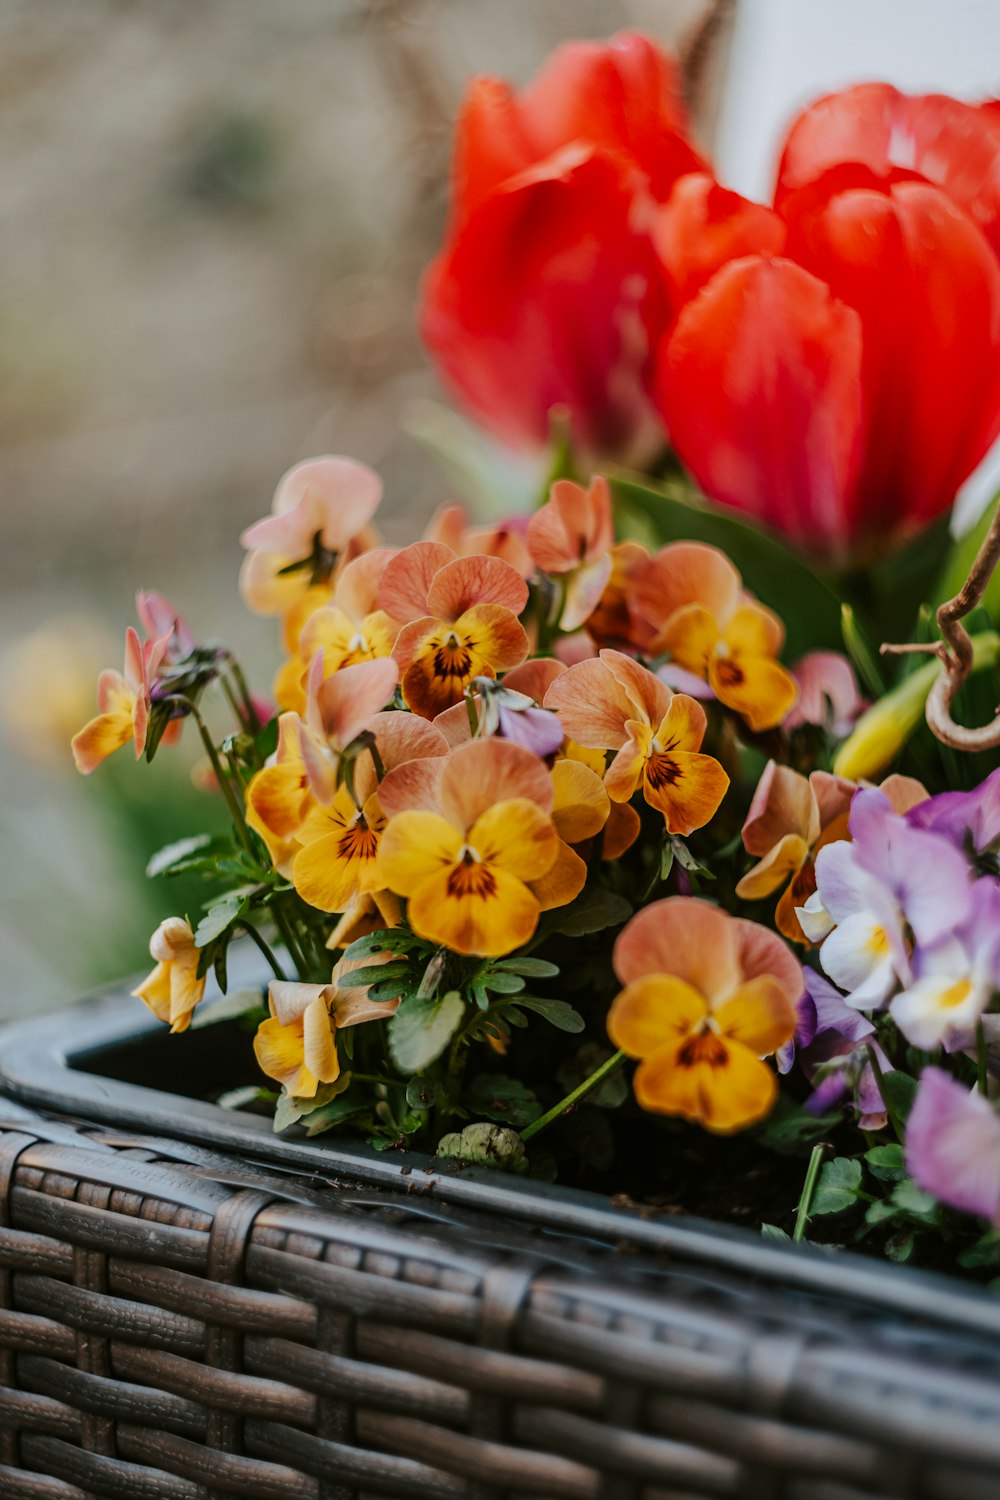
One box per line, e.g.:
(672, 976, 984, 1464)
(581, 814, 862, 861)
(866, 1043, 904, 1143)
(792, 1142, 827, 1243)
(465, 688, 479, 738)
(238, 921, 286, 982)
(271, 902, 312, 981)
(219, 674, 247, 734)
(977, 1019, 989, 1097)
(521, 1050, 626, 1142)
(173, 696, 257, 858)
(349, 1072, 398, 1088)
(227, 657, 261, 732)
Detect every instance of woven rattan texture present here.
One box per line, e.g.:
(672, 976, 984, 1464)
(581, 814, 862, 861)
(2, 1110, 1000, 1500)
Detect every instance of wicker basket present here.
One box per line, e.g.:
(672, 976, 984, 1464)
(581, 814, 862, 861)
(2, 975, 1000, 1499)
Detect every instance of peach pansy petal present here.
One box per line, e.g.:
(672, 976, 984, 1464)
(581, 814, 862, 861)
(735, 834, 811, 900)
(334, 547, 397, 622)
(550, 758, 610, 843)
(378, 542, 455, 622)
(526, 476, 613, 572)
(608, 976, 708, 1058)
(239, 548, 310, 616)
(269, 980, 329, 1028)
(708, 653, 798, 732)
(633, 1035, 777, 1134)
(600, 649, 673, 731)
(504, 658, 566, 701)
(243, 456, 383, 555)
(377, 755, 446, 818)
(613, 897, 741, 1002)
(602, 799, 641, 859)
(426, 554, 529, 619)
(377, 810, 463, 895)
(352, 711, 449, 803)
(880, 773, 930, 814)
(407, 863, 540, 957)
(642, 750, 730, 836)
(315, 656, 399, 748)
(655, 692, 708, 753)
(808, 769, 855, 829)
(633, 541, 742, 633)
(439, 738, 553, 831)
(742, 761, 819, 855)
(526, 839, 588, 911)
(544, 657, 636, 749)
(468, 798, 559, 881)
(391, 617, 441, 675)
(733, 917, 803, 1007)
(96, 668, 133, 716)
(562, 554, 614, 632)
(604, 724, 651, 804)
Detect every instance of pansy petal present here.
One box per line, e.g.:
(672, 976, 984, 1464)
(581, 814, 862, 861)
(504, 657, 566, 702)
(468, 798, 559, 880)
(269, 981, 329, 1028)
(634, 1035, 777, 1134)
(293, 825, 381, 913)
(132, 963, 172, 1026)
(253, 1016, 307, 1092)
(377, 810, 463, 896)
(655, 692, 708, 754)
(708, 652, 799, 732)
(377, 755, 447, 818)
(734, 916, 805, 1007)
(642, 750, 730, 836)
(735, 834, 811, 900)
(613, 897, 741, 1002)
(658, 603, 720, 678)
(602, 799, 641, 859)
(439, 738, 553, 830)
(633, 542, 742, 634)
(303, 993, 340, 1085)
(378, 542, 456, 623)
(316, 656, 399, 748)
(724, 601, 785, 660)
(743, 761, 819, 856)
(550, 758, 610, 843)
(71, 710, 133, 774)
(712, 975, 796, 1055)
(526, 838, 588, 911)
(562, 554, 614, 632)
(408, 863, 540, 957)
(426, 554, 529, 619)
(247, 760, 312, 838)
(605, 723, 651, 804)
(544, 657, 636, 749)
(454, 603, 530, 672)
(600, 649, 673, 730)
(906, 1067, 1000, 1222)
(334, 547, 398, 622)
(352, 710, 449, 803)
(608, 976, 708, 1057)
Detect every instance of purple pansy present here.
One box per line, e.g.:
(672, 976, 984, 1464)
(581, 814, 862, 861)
(908, 766, 1000, 861)
(906, 1068, 1000, 1224)
(790, 969, 888, 1129)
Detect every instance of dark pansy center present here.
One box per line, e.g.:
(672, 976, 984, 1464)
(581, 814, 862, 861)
(337, 817, 379, 863)
(676, 1029, 728, 1069)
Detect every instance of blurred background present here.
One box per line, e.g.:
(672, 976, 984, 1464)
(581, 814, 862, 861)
(3, 0, 998, 1015)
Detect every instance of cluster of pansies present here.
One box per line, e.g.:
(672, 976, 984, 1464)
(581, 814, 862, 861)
(70, 33, 1000, 1278)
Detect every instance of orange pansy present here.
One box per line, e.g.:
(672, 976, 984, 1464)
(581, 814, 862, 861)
(132, 917, 206, 1034)
(631, 542, 798, 731)
(544, 648, 729, 836)
(526, 476, 615, 631)
(608, 898, 800, 1133)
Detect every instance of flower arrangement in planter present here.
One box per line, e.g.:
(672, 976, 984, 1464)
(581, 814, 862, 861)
(66, 33, 1000, 1285)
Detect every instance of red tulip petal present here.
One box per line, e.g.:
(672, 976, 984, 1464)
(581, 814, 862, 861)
(656, 256, 865, 559)
(654, 172, 786, 306)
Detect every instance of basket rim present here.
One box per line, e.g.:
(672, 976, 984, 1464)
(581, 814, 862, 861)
(2, 960, 999, 1336)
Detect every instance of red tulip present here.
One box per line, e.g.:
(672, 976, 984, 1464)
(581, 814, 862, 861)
(420, 33, 705, 456)
(776, 83, 1000, 259)
(653, 166, 1000, 562)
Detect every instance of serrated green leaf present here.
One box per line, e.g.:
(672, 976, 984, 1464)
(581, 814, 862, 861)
(550, 886, 632, 938)
(811, 1157, 863, 1216)
(365, 979, 409, 1005)
(389, 990, 465, 1074)
(342, 929, 411, 964)
(345, 962, 412, 987)
(190, 988, 266, 1029)
(194, 893, 247, 948)
(513, 996, 585, 1033)
(497, 957, 560, 978)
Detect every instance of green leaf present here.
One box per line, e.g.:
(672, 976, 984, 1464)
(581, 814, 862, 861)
(512, 996, 585, 1033)
(273, 1077, 352, 1134)
(303, 1096, 368, 1137)
(466, 1073, 542, 1127)
(482, 971, 525, 994)
(811, 1157, 863, 1216)
(958, 1230, 1000, 1269)
(761, 1223, 791, 1242)
(194, 893, 247, 948)
(611, 473, 843, 657)
(885, 1229, 916, 1263)
(669, 836, 715, 879)
(864, 1143, 905, 1182)
(389, 990, 465, 1074)
(342, 929, 412, 964)
(890, 1178, 939, 1221)
(932, 490, 1000, 621)
(550, 886, 632, 938)
(880, 1070, 919, 1125)
(841, 603, 888, 697)
(147, 834, 220, 878)
(497, 957, 560, 978)
(190, 988, 267, 1029)
(344, 962, 412, 987)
